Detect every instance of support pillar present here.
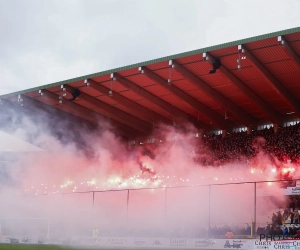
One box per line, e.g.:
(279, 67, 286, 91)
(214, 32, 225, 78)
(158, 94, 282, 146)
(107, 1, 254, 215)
(222, 130, 226, 138)
(247, 127, 251, 135)
(274, 123, 278, 134)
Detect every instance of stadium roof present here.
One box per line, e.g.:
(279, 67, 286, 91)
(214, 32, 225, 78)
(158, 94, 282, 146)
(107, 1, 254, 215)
(1, 26, 300, 139)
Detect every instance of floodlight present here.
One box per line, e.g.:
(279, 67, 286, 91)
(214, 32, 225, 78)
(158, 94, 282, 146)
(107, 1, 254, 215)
(138, 67, 144, 74)
(84, 79, 90, 87)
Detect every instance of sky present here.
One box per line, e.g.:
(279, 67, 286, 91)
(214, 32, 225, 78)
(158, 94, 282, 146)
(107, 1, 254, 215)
(0, 0, 300, 96)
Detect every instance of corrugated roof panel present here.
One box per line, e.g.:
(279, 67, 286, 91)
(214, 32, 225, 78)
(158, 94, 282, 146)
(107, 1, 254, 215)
(126, 74, 156, 87)
(246, 86, 282, 101)
(92, 107, 131, 124)
(183, 61, 212, 76)
(231, 67, 262, 81)
(171, 79, 198, 92)
(68, 80, 85, 88)
(285, 33, 300, 42)
(176, 54, 203, 64)
(118, 90, 144, 101)
(102, 81, 128, 92)
(225, 93, 253, 105)
(243, 78, 272, 92)
(276, 72, 300, 88)
(47, 85, 63, 93)
(112, 103, 151, 123)
(192, 95, 222, 111)
(200, 73, 233, 88)
(250, 45, 290, 63)
(76, 85, 103, 97)
(246, 37, 277, 50)
(288, 85, 300, 98)
(289, 40, 300, 55)
(146, 61, 168, 71)
(264, 60, 298, 75)
(186, 88, 217, 102)
(91, 74, 110, 83)
(73, 99, 98, 110)
(212, 81, 244, 96)
(159, 94, 201, 115)
(144, 84, 172, 97)
(95, 95, 119, 106)
(238, 103, 268, 118)
(266, 98, 293, 114)
(153, 67, 185, 82)
(221, 54, 253, 70)
(209, 46, 239, 57)
(33, 95, 60, 106)
(135, 99, 173, 119)
(118, 68, 140, 77)
(25, 91, 39, 98)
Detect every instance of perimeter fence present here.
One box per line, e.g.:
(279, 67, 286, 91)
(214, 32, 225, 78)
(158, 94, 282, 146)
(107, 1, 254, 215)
(0, 179, 294, 241)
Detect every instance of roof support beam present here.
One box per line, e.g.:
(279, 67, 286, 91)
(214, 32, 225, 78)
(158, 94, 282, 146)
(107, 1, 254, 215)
(140, 66, 233, 131)
(63, 85, 153, 134)
(278, 36, 300, 67)
(170, 60, 257, 127)
(204, 53, 283, 125)
(112, 72, 210, 130)
(240, 44, 300, 116)
(84, 78, 170, 125)
(34, 90, 145, 138)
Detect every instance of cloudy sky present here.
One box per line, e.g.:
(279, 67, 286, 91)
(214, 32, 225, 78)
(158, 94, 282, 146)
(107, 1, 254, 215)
(1, 0, 300, 96)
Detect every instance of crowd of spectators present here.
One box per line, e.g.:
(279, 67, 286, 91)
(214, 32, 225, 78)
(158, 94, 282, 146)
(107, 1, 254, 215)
(198, 122, 300, 166)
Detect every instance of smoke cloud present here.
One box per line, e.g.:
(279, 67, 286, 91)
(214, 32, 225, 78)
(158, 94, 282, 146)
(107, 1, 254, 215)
(0, 103, 295, 243)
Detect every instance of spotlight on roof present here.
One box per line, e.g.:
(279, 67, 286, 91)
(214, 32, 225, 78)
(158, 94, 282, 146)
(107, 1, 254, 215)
(209, 59, 221, 74)
(18, 95, 23, 107)
(138, 67, 144, 75)
(68, 89, 81, 102)
(84, 79, 90, 87)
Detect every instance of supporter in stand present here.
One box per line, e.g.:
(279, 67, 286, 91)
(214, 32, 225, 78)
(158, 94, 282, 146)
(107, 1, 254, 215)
(283, 208, 290, 223)
(276, 211, 283, 226)
(198, 122, 300, 166)
(283, 226, 288, 235)
(294, 210, 299, 224)
(274, 225, 283, 235)
(289, 225, 297, 235)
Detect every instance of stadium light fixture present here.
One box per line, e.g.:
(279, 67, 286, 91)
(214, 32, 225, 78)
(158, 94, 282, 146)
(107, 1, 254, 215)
(168, 60, 175, 85)
(61, 85, 67, 97)
(138, 66, 144, 75)
(84, 79, 90, 87)
(237, 45, 246, 69)
(18, 95, 23, 106)
(203, 52, 210, 61)
(277, 36, 285, 46)
(109, 73, 115, 96)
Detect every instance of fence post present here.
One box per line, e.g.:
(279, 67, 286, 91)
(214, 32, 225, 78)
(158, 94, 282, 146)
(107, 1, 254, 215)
(254, 182, 257, 238)
(208, 185, 211, 237)
(165, 187, 168, 226)
(126, 190, 130, 229)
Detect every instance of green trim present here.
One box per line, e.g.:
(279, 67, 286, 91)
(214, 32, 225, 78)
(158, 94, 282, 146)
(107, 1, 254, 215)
(1, 26, 300, 99)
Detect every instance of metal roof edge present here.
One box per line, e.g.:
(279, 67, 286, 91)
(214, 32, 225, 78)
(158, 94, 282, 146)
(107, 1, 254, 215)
(1, 26, 300, 99)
